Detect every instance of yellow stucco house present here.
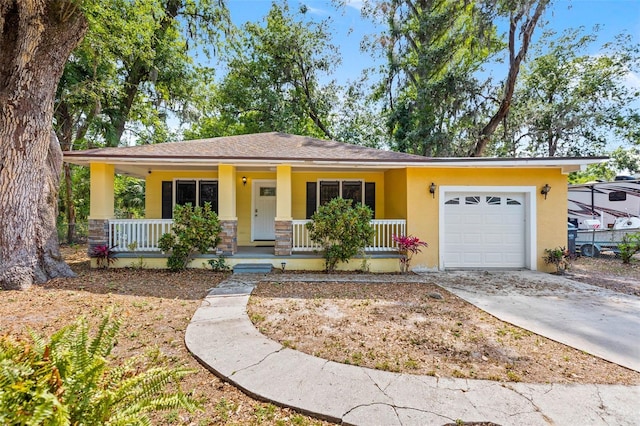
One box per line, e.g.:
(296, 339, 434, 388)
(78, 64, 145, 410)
(63, 132, 601, 272)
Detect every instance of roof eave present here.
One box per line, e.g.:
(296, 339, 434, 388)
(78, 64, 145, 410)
(62, 153, 608, 170)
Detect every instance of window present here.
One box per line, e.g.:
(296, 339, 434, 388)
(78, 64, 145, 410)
(199, 181, 218, 209)
(609, 191, 627, 202)
(465, 196, 480, 205)
(319, 180, 363, 206)
(445, 197, 460, 205)
(175, 180, 218, 212)
(486, 196, 501, 205)
(506, 198, 521, 205)
(306, 180, 375, 219)
(260, 187, 276, 196)
(162, 180, 218, 219)
(176, 180, 196, 206)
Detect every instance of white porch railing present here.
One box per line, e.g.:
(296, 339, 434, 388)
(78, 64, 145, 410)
(108, 218, 406, 253)
(109, 219, 174, 252)
(292, 219, 406, 252)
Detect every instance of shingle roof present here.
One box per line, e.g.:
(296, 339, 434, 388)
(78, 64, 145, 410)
(63, 132, 430, 163)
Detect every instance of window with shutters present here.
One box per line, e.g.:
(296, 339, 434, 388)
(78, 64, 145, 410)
(319, 180, 363, 206)
(171, 179, 218, 214)
(308, 180, 375, 219)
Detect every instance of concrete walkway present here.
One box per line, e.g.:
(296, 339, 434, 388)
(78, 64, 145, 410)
(185, 274, 640, 426)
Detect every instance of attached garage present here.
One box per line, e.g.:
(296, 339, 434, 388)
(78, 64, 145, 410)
(439, 187, 536, 270)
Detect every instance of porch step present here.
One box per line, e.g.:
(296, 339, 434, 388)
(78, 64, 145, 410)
(233, 263, 273, 274)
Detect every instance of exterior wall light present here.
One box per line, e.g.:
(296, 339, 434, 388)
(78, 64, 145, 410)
(429, 182, 436, 198)
(541, 184, 551, 199)
(242, 176, 247, 186)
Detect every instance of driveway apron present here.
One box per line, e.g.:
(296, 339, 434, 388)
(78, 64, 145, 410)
(428, 270, 640, 372)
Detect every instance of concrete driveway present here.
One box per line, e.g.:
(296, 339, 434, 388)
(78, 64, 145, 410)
(423, 270, 640, 372)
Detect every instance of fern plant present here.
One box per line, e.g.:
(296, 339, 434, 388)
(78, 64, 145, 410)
(0, 311, 200, 425)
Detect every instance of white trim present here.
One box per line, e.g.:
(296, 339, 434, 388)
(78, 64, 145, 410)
(251, 179, 277, 241)
(67, 156, 605, 170)
(438, 186, 537, 271)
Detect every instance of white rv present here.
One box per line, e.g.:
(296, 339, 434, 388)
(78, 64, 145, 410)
(568, 179, 640, 229)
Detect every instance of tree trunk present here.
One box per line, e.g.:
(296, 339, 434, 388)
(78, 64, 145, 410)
(63, 162, 77, 244)
(0, 0, 87, 289)
(54, 99, 78, 243)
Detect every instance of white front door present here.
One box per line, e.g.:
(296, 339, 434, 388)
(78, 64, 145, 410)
(252, 180, 277, 240)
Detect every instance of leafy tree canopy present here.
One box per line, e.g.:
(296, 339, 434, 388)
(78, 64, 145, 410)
(186, 2, 339, 139)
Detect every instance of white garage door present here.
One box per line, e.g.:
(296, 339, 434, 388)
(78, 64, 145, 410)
(443, 193, 526, 268)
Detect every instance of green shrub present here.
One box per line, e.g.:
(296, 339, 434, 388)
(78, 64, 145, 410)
(543, 246, 571, 274)
(619, 232, 640, 264)
(0, 312, 199, 425)
(306, 198, 374, 272)
(159, 203, 222, 271)
(208, 255, 231, 272)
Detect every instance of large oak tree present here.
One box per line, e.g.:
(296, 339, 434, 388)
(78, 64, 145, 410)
(0, 0, 86, 289)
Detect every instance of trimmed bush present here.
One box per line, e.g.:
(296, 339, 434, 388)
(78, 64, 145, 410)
(158, 203, 222, 271)
(306, 198, 374, 272)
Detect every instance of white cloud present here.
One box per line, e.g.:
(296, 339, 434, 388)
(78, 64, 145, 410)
(623, 69, 640, 90)
(344, 0, 364, 11)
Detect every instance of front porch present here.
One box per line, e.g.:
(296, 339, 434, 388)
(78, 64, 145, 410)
(101, 218, 405, 271)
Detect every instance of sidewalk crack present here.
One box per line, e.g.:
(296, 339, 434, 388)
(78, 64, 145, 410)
(230, 346, 284, 376)
(504, 384, 554, 424)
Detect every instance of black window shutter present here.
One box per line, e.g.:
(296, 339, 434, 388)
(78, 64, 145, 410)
(365, 182, 375, 218)
(161, 181, 173, 219)
(212, 181, 219, 214)
(306, 182, 317, 219)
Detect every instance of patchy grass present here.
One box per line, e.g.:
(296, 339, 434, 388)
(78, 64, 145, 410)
(248, 278, 640, 385)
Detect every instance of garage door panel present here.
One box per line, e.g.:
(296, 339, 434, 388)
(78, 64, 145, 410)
(484, 215, 505, 225)
(483, 235, 504, 244)
(463, 233, 483, 244)
(444, 192, 526, 269)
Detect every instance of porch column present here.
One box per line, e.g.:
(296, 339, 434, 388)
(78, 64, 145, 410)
(88, 163, 115, 253)
(275, 165, 293, 256)
(217, 164, 237, 255)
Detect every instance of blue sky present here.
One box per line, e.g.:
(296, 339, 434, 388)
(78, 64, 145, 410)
(225, 0, 640, 85)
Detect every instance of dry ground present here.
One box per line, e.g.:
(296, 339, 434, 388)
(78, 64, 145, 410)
(2, 248, 639, 425)
(0, 246, 329, 426)
(248, 256, 640, 386)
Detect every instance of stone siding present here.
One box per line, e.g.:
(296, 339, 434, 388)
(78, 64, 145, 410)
(88, 219, 109, 254)
(275, 220, 293, 256)
(218, 220, 238, 255)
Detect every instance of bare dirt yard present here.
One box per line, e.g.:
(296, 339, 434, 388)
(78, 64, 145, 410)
(2, 248, 639, 425)
(248, 255, 640, 386)
(0, 246, 329, 426)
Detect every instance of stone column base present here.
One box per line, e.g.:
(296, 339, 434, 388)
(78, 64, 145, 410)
(88, 219, 109, 254)
(275, 220, 293, 256)
(218, 220, 238, 255)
